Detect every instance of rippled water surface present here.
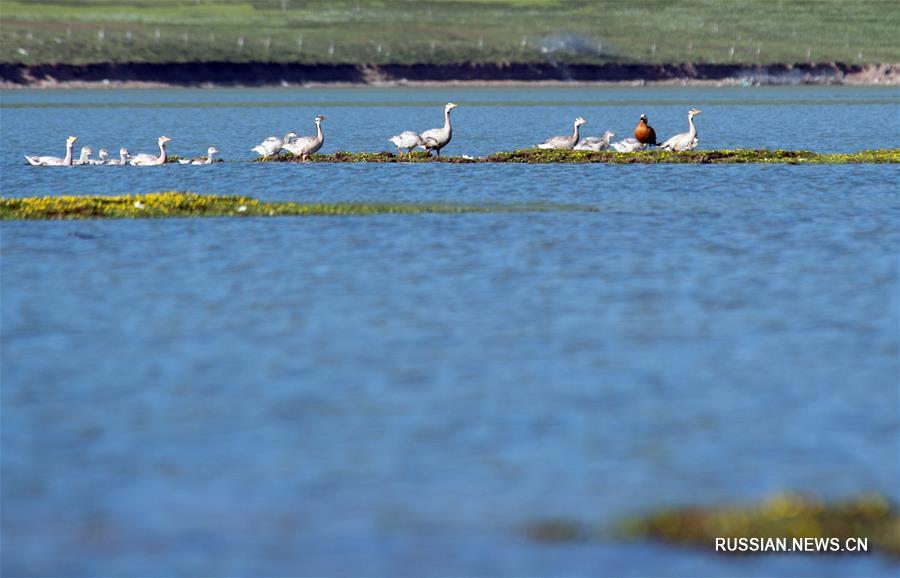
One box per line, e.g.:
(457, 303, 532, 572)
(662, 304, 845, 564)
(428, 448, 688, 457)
(2, 87, 899, 577)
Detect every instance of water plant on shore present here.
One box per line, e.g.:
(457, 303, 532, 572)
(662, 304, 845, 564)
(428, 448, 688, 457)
(525, 493, 900, 558)
(255, 149, 900, 164)
(0, 193, 594, 220)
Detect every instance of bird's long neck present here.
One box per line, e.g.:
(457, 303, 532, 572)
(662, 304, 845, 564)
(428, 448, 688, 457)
(78, 149, 89, 164)
(64, 143, 74, 166)
(688, 115, 697, 138)
(158, 141, 167, 163)
(572, 122, 581, 143)
(120, 150, 128, 163)
(315, 121, 324, 143)
(603, 131, 612, 145)
(443, 109, 452, 136)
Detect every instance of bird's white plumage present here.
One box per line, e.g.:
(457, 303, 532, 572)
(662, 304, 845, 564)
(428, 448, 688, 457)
(75, 146, 93, 166)
(659, 109, 702, 151)
(252, 132, 297, 158)
(282, 116, 325, 160)
(536, 117, 587, 150)
(417, 103, 458, 156)
(390, 131, 425, 152)
(574, 130, 615, 151)
(611, 137, 647, 153)
(26, 136, 79, 166)
(106, 148, 130, 165)
(130, 136, 171, 166)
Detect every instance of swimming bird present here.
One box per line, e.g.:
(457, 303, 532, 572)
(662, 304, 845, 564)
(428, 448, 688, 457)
(611, 137, 647, 153)
(129, 136, 171, 166)
(88, 148, 108, 165)
(282, 116, 325, 161)
(252, 131, 297, 160)
(25, 136, 78, 166)
(194, 146, 220, 164)
(634, 114, 658, 146)
(179, 146, 220, 165)
(537, 117, 587, 150)
(106, 148, 131, 165)
(75, 146, 93, 166)
(574, 130, 615, 151)
(419, 102, 459, 157)
(659, 109, 702, 151)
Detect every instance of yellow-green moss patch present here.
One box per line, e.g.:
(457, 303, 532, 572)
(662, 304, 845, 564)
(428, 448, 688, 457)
(619, 493, 900, 557)
(523, 493, 900, 558)
(0, 192, 595, 220)
(254, 149, 900, 164)
(487, 148, 900, 164)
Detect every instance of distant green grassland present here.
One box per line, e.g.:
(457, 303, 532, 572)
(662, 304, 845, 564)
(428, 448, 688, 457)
(2, 0, 898, 65)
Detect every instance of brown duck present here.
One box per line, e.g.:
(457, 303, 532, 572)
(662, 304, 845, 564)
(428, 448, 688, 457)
(634, 114, 658, 146)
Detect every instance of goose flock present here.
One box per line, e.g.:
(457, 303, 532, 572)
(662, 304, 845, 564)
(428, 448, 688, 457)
(24, 105, 703, 165)
(23, 135, 217, 167)
(537, 109, 703, 153)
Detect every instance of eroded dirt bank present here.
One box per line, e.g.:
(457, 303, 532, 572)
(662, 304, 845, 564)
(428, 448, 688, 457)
(1, 61, 898, 88)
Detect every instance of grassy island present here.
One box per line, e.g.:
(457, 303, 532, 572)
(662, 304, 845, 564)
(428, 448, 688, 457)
(256, 149, 900, 165)
(525, 494, 900, 558)
(0, 193, 594, 220)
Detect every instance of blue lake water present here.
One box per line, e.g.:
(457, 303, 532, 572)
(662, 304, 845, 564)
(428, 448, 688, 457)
(1, 86, 899, 577)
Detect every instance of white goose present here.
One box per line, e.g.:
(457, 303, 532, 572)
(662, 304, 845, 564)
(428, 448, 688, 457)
(537, 117, 587, 150)
(252, 131, 297, 160)
(282, 116, 325, 161)
(659, 109, 702, 151)
(181, 147, 220, 165)
(611, 137, 647, 153)
(574, 130, 615, 151)
(25, 136, 78, 166)
(129, 136, 172, 166)
(75, 146, 93, 166)
(88, 148, 108, 165)
(419, 102, 459, 157)
(389, 131, 429, 157)
(106, 148, 131, 165)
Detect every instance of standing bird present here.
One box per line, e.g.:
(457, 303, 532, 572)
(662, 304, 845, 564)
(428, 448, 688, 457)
(129, 136, 172, 166)
(634, 114, 658, 146)
(179, 147, 220, 165)
(252, 131, 297, 160)
(25, 136, 78, 166)
(659, 109, 703, 151)
(106, 148, 131, 165)
(75, 146, 94, 166)
(574, 130, 615, 151)
(419, 102, 459, 157)
(389, 131, 431, 157)
(282, 115, 325, 161)
(536, 117, 587, 150)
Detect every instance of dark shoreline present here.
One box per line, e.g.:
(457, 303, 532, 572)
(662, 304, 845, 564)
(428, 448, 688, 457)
(2, 61, 898, 88)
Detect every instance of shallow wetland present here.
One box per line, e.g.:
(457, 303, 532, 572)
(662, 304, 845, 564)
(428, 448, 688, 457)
(1, 85, 898, 576)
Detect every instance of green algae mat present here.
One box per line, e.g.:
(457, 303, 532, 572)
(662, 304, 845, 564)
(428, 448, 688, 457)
(0, 193, 596, 220)
(525, 494, 900, 559)
(256, 149, 900, 164)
